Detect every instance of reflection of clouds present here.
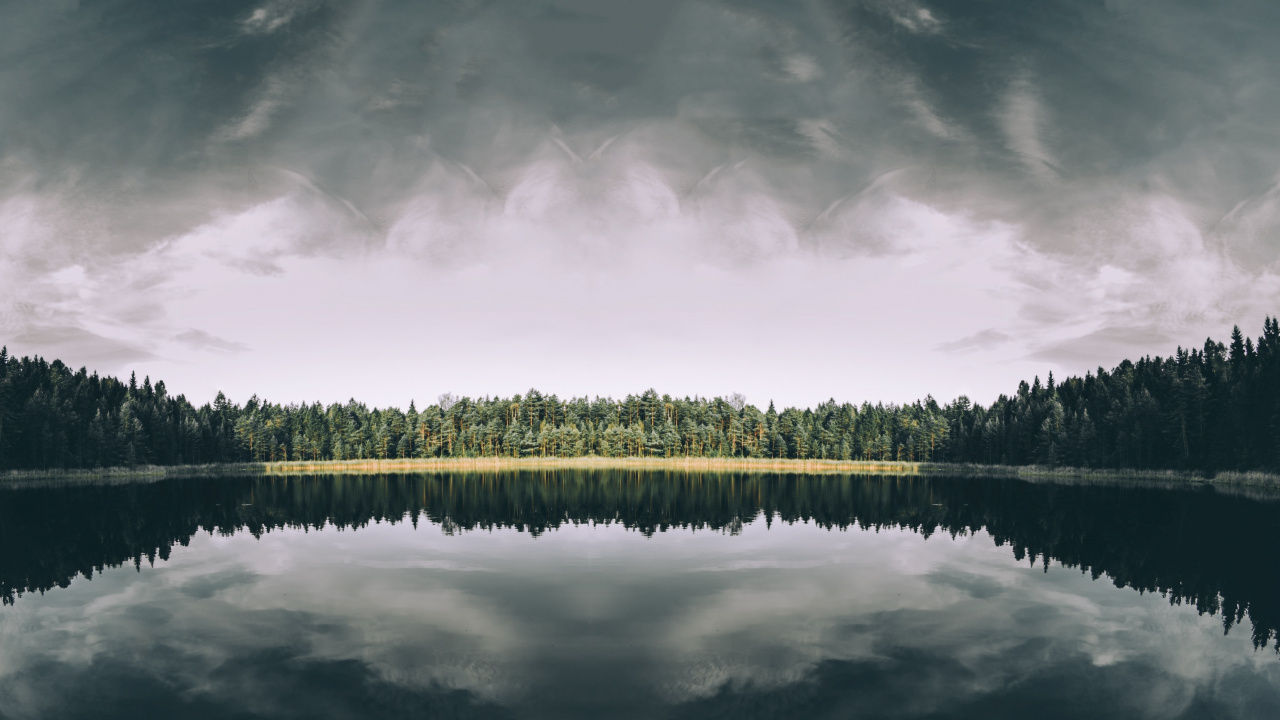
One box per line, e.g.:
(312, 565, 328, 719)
(35, 528, 511, 716)
(1, 521, 1278, 718)
(658, 525, 1280, 714)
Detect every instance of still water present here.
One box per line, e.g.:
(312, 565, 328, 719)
(1, 472, 1278, 719)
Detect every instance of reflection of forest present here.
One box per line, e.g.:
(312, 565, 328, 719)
(2, 472, 1277, 650)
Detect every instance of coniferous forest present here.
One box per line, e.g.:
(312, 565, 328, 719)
(1, 318, 1279, 473)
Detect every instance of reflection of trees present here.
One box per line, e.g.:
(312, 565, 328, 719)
(2, 472, 1277, 650)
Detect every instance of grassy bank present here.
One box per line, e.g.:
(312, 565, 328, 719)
(259, 457, 921, 475)
(3, 456, 1277, 487)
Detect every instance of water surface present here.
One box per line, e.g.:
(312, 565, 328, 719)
(1, 472, 1278, 719)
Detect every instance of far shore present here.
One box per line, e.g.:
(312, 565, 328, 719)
(2, 457, 1278, 488)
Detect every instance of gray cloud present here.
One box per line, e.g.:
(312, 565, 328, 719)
(2, 0, 1279, 401)
(5, 0, 1277, 231)
(1029, 325, 1175, 368)
(936, 329, 1011, 354)
(6, 325, 156, 367)
(175, 329, 250, 353)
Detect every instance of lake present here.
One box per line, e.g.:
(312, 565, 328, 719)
(1, 471, 1278, 719)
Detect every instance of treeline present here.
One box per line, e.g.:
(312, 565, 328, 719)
(3, 471, 1277, 649)
(1, 318, 1279, 472)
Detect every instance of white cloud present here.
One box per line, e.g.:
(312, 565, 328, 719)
(1018, 192, 1280, 368)
(999, 77, 1059, 181)
(219, 76, 292, 142)
(241, 0, 309, 35)
(782, 54, 821, 83)
(1212, 176, 1280, 271)
(880, 1, 944, 34)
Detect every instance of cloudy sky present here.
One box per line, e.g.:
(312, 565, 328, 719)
(2, 0, 1279, 409)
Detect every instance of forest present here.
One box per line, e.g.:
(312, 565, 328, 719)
(1, 317, 1278, 473)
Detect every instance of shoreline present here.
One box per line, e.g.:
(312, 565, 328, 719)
(2, 457, 1277, 488)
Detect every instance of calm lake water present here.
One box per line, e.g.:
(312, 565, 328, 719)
(1, 471, 1278, 719)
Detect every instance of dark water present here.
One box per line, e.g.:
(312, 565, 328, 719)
(1, 472, 1279, 719)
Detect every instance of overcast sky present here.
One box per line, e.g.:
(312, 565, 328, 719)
(3, 0, 1279, 409)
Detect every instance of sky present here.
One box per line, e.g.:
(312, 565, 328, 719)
(2, 0, 1279, 410)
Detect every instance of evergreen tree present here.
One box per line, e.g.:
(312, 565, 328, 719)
(5, 320, 1280, 472)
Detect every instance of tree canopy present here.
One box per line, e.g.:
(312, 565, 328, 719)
(1, 318, 1279, 472)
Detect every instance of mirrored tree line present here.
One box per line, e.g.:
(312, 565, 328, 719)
(1, 318, 1278, 472)
(3, 472, 1277, 649)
